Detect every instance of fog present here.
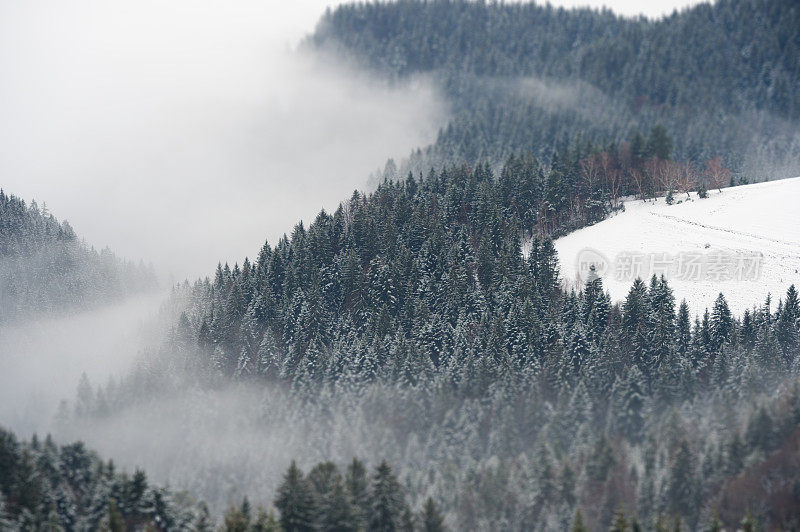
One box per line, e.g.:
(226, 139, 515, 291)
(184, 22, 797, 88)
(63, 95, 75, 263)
(0, 0, 445, 281)
(0, 0, 444, 449)
(0, 290, 167, 435)
(56, 383, 378, 514)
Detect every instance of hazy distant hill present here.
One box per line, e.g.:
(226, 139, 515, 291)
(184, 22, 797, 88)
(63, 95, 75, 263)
(0, 190, 156, 323)
(310, 0, 800, 178)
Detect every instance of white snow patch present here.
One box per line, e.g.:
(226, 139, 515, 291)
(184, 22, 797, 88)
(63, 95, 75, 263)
(555, 177, 800, 315)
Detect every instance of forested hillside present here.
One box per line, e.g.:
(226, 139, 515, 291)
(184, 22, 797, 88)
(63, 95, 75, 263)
(310, 0, 800, 178)
(71, 159, 800, 529)
(0, 190, 157, 323)
(2, 423, 434, 531)
(0, 426, 206, 530)
(11, 1, 799, 530)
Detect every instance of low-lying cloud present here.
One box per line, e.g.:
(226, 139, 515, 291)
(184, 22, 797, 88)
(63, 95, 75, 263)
(0, 0, 446, 280)
(0, 291, 167, 435)
(0, 0, 445, 446)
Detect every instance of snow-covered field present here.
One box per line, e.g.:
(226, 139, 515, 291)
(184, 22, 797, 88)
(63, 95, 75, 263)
(555, 177, 800, 315)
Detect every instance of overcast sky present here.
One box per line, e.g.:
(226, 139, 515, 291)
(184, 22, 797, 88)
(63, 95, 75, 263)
(0, 0, 709, 281)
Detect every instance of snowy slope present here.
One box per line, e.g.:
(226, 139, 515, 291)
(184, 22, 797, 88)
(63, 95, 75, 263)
(554, 177, 800, 315)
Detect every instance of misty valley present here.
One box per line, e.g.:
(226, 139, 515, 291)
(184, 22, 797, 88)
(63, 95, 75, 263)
(1, 1, 799, 531)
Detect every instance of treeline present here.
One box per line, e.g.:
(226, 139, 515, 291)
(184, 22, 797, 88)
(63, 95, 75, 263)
(194, 156, 611, 383)
(310, 0, 800, 178)
(311, 0, 798, 117)
(223, 459, 444, 532)
(570, 126, 744, 204)
(175, 157, 795, 396)
(1, 422, 444, 532)
(0, 426, 206, 530)
(0, 190, 157, 323)
(74, 274, 800, 529)
(70, 348, 800, 530)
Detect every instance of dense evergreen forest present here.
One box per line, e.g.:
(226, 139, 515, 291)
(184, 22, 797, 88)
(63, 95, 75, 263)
(4, 1, 799, 530)
(309, 0, 800, 179)
(0, 190, 157, 324)
(0, 426, 203, 530)
(2, 424, 437, 531)
(65, 158, 800, 530)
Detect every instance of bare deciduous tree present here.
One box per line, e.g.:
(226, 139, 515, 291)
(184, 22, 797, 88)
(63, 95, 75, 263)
(676, 162, 697, 198)
(630, 168, 645, 200)
(580, 154, 601, 192)
(599, 152, 622, 208)
(705, 157, 731, 192)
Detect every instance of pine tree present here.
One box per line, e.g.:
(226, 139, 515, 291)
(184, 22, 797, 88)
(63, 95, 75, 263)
(320, 483, 358, 532)
(745, 407, 775, 455)
(586, 435, 615, 483)
(252, 507, 281, 532)
(75, 372, 94, 418)
(647, 125, 673, 160)
(710, 294, 732, 352)
(572, 509, 588, 532)
(368, 461, 406, 532)
(400, 506, 415, 532)
(705, 510, 722, 532)
(308, 461, 359, 532)
(194, 503, 215, 532)
(650, 275, 676, 372)
(726, 432, 745, 476)
(740, 309, 756, 352)
(559, 463, 577, 510)
(754, 321, 782, 372)
(275, 461, 317, 532)
(653, 514, 669, 532)
(0, 492, 13, 530)
(622, 278, 650, 370)
(569, 322, 591, 378)
(588, 289, 611, 344)
(676, 301, 691, 358)
(666, 441, 699, 526)
(107, 500, 124, 532)
(609, 506, 628, 532)
(740, 510, 759, 532)
(14, 450, 44, 519)
(345, 458, 370, 528)
(421, 497, 444, 532)
(223, 502, 250, 532)
(631, 132, 648, 163)
(615, 367, 646, 443)
(776, 285, 799, 358)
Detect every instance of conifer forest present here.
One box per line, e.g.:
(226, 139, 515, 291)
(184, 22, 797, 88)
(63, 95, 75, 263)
(0, 0, 798, 530)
